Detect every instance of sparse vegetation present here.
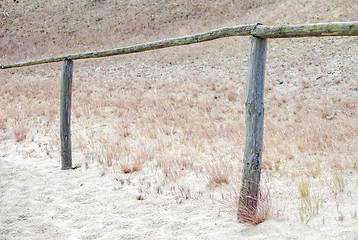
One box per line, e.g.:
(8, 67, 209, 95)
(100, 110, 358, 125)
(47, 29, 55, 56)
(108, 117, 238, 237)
(204, 161, 230, 186)
(118, 158, 144, 174)
(13, 122, 28, 142)
(1, 0, 358, 238)
(333, 172, 345, 193)
(299, 196, 323, 224)
(298, 179, 310, 198)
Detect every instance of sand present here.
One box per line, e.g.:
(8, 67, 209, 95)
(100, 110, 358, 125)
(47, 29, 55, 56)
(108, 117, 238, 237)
(1, 1, 358, 237)
(1, 132, 357, 240)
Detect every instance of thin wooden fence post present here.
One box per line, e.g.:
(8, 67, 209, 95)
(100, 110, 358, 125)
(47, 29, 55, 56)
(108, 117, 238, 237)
(238, 36, 267, 217)
(60, 59, 73, 170)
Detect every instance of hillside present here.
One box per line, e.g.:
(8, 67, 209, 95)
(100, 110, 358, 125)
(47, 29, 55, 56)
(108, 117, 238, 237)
(0, 0, 357, 239)
(1, 0, 357, 62)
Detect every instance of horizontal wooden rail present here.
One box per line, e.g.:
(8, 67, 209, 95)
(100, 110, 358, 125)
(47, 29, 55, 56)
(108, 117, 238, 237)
(252, 21, 358, 38)
(0, 24, 255, 69)
(1, 21, 357, 69)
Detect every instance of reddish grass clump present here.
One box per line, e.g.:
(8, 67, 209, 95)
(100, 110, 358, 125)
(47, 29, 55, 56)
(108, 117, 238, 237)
(119, 158, 144, 174)
(204, 162, 229, 186)
(13, 122, 28, 142)
(237, 189, 272, 225)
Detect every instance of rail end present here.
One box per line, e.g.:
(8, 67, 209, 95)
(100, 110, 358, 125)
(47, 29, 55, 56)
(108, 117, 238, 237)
(0, 64, 3, 69)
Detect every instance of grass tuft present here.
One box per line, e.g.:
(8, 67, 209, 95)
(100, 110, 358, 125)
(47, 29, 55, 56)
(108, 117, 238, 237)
(333, 172, 345, 193)
(119, 158, 144, 174)
(298, 179, 310, 197)
(237, 188, 272, 225)
(204, 161, 229, 186)
(299, 196, 323, 224)
(13, 122, 28, 142)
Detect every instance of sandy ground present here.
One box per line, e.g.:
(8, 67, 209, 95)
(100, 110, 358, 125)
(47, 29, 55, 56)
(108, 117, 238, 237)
(1, 126, 357, 239)
(1, 1, 358, 237)
(1, 40, 358, 239)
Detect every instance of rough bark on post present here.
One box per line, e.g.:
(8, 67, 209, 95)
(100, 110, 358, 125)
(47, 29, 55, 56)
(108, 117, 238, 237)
(238, 36, 267, 217)
(60, 59, 73, 170)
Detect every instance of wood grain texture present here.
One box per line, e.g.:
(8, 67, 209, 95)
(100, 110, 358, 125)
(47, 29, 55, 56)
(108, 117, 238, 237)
(0, 24, 255, 69)
(238, 36, 267, 216)
(252, 21, 358, 38)
(60, 59, 73, 170)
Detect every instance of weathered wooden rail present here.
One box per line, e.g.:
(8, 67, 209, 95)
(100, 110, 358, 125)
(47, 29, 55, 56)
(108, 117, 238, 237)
(1, 21, 357, 221)
(1, 22, 357, 69)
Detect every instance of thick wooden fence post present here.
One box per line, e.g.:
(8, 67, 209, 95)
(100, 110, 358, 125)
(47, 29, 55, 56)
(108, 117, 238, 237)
(238, 36, 267, 217)
(60, 59, 73, 170)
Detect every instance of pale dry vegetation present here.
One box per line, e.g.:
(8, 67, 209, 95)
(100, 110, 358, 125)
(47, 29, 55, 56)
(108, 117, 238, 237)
(237, 188, 272, 225)
(1, 0, 358, 230)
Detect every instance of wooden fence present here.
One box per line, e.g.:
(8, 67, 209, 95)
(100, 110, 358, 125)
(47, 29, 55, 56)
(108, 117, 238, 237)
(1, 21, 357, 218)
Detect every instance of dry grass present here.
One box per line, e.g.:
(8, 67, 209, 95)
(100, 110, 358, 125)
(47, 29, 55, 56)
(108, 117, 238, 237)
(157, 156, 186, 182)
(176, 156, 194, 169)
(298, 179, 310, 197)
(237, 188, 272, 225)
(0, 0, 358, 233)
(299, 196, 323, 224)
(204, 161, 230, 186)
(118, 158, 145, 174)
(304, 161, 321, 179)
(13, 122, 28, 142)
(332, 172, 345, 193)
